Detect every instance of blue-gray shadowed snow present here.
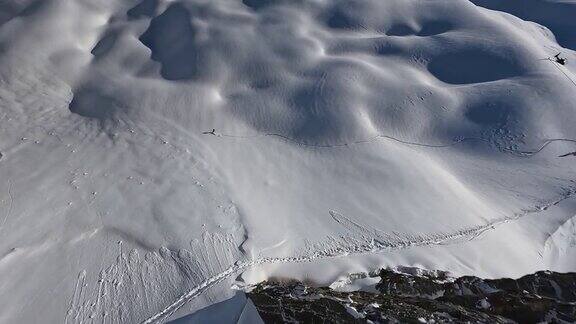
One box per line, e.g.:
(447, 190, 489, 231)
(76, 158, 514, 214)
(465, 101, 513, 127)
(417, 21, 453, 37)
(2, 0, 576, 323)
(127, 0, 158, 19)
(470, 0, 576, 51)
(69, 86, 125, 120)
(0, 2, 22, 25)
(0, 0, 40, 26)
(427, 50, 524, 84)
(90, 31, 120, 57)
(386, 21, 453, 37)
(139, 3, 201, 81)
(242, 0, 295, 11)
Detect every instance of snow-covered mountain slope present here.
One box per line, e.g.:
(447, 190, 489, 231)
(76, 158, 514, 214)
(1, 0, 576, 322)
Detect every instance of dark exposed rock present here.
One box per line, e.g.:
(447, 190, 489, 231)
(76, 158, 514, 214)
(247, 269, 576, 323)
(376, 268, 447, 298)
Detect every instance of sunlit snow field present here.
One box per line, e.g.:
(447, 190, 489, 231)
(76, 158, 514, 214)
(1, 0, 576, 322)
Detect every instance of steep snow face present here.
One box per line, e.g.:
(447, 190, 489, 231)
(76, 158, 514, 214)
(1, 0, 576, 322)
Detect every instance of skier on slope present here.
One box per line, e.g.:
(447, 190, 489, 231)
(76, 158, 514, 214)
(203, 129, 216, 135)
(554, 53, 567, 65)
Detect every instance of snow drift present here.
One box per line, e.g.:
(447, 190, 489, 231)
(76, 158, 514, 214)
(0, 0, 576, 322)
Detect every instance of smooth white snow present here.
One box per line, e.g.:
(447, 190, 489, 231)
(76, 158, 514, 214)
(1, 0, 576, 322)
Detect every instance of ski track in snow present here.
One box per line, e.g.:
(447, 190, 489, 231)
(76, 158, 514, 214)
(64, 231, 244, 324)
(141, 186, 576, 324)
(63, 185, 576, 324)
(216, 131, 576, 157)
(547, 59, 576, 88)
(3, 0, 576, 322)
(5, 81, 575, 324)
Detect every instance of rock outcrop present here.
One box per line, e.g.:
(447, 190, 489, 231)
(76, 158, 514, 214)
(247, 269, 576, 323)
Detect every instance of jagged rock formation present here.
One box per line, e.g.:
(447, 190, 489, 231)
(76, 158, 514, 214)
(247, 270, 576, 323)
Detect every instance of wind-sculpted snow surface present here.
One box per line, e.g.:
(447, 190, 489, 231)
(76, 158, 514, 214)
(65, 186, 576, 323)
(1, 0, 576, 322)
(65, 232, 244, 324)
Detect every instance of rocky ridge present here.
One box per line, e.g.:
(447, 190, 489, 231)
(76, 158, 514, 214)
(247, 269, 576, 323)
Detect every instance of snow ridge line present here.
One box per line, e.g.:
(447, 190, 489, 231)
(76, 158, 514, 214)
(141, 186, 576, 323)
(217, 132, 576, 157)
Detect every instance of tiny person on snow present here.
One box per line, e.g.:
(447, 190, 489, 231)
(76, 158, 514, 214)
(203, 128, 216, 135)
(554, 53, 567, 65)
